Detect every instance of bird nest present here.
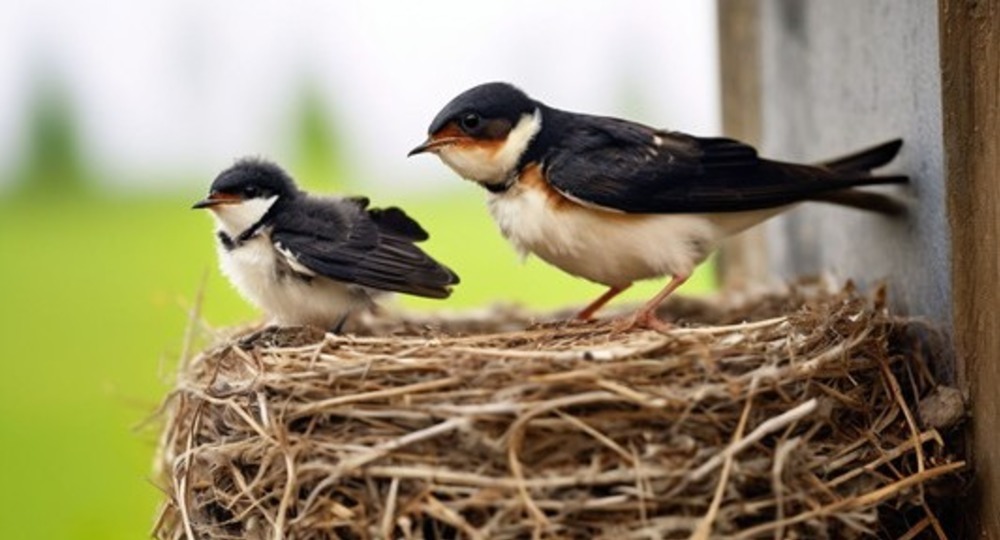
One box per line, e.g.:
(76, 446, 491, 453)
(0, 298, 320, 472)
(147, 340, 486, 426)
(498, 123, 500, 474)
(153, 285, 966, 539)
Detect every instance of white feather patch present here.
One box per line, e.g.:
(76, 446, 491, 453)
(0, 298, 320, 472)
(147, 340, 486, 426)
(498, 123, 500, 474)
(217, 234, 361, 327)
(274, 241, 318, 277)
(487, 183, 786, 287)
(211, 195, 278, 238)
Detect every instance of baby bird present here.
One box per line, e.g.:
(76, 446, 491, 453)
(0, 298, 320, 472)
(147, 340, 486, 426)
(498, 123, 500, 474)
(193, 159, 459, 329)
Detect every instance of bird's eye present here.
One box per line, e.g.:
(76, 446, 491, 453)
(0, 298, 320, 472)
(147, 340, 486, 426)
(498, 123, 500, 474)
(460, 113, 481, 132)
(243, 186, 259, 198)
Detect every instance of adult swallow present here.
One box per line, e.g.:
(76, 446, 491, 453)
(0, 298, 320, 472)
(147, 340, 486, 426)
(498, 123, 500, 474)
(193, 159, 459, 330)
(410, 82, 906, 332)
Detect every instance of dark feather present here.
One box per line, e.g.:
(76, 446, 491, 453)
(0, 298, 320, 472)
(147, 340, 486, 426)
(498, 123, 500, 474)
(270, 197, 458, 298)
(803, 140, 908, 214)
(807, 189, 908, 215)
(365, 207, 430, 241)
(820, 139, 903, 173)
(541, 110, 907, 214)
(343, 196, 371, 209)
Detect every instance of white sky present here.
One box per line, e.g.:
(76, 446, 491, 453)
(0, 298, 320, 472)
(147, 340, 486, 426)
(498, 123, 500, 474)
(0, 0, 719, 193)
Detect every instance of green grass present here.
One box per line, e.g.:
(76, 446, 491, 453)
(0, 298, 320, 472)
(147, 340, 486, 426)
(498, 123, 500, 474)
(0, 190, 713, 539)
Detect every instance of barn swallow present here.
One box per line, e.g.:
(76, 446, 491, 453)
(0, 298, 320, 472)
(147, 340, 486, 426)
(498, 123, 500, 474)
(193, 159, 459, 330)
(410, 82, 906, 332)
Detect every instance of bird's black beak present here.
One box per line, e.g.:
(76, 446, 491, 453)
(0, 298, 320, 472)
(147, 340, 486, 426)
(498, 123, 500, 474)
(408, 136, 463, 157)
(407, 139, 434, 157)
(192, 191, 241, 210)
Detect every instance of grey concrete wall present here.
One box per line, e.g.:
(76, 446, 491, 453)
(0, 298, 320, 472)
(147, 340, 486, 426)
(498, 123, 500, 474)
(758, 0, 950, 326)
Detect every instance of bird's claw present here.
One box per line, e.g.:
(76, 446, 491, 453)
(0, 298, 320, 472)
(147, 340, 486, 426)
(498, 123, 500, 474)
(610, 311, 674, 335)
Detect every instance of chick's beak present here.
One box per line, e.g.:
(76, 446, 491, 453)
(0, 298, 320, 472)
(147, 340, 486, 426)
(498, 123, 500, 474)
(192, 191, 241, 210)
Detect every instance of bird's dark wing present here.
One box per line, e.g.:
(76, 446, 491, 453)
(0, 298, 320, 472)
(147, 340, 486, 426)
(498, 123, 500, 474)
(542, 115, 897, 214)
(270, 198, 458, 298)
(364, 207, 430, 241)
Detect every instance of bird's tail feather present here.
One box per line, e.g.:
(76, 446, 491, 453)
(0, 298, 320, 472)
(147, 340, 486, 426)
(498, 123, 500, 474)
(807, 139, 908, 215)
(808, 188, 908, 215)
(820, 139, 903, 173)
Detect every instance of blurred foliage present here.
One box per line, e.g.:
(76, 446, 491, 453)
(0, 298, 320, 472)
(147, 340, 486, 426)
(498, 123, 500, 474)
(13, 77, 92, 197)
(290, 82, 349, 192)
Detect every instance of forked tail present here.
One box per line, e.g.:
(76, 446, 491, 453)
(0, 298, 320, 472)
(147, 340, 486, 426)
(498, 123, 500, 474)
(808, 139, 909, 215)
(821, 139, 903, 173)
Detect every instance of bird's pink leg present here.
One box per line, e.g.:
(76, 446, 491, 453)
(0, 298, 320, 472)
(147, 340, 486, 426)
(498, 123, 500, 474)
(576, 284, 632, 320)
(618, 273, 690, 333)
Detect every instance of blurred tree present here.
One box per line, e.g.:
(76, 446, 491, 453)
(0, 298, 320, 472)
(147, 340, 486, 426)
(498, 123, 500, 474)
(290, 82, 349, 192)
(14, 76, 91, 197)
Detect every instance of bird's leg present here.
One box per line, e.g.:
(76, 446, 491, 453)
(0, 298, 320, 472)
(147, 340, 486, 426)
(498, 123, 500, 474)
(330, 310, 353, 334)
(576, 284, 632, 320)
(617, 273, 690, 334)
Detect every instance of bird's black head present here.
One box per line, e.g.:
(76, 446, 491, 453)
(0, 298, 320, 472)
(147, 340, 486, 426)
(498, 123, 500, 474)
(426, 82, 536, 139)
(408, 82, 543, 186)
(193, 158, 298, 210)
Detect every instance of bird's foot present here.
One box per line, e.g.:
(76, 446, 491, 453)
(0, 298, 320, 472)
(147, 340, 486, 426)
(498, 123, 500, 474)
(574, 284, 631, 321)
(237, 324, 280, 348)
(611, 310, 674, 335)
(564, 314, 599, 327)
(574, 308, 600, 323)
(330, 312, 351, 334)
(239, 325, 328, 348)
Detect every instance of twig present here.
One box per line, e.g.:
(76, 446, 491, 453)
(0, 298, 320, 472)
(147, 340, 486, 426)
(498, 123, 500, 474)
(670, 316, 788, 335)
(293, 377, 462, 416)
(380, 477, 400, 539)
(691, 385, 755, 540)
(336, 417, 470, 472)
(731, 461, 966, 539)
(273, 450, 297, 540)
(771, 437, 801, 540)
(691, 399, 819, 481)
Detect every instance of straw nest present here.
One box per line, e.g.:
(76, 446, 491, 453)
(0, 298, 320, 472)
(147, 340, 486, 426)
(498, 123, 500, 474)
(153, 285, 967, 539)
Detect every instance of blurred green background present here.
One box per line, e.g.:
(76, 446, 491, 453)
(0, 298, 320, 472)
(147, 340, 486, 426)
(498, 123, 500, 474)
(0, 2, 718, 538)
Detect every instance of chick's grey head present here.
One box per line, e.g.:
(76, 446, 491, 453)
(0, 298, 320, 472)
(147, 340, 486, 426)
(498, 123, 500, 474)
(409, 82, 542, 186)
(193, 159, 299, 237)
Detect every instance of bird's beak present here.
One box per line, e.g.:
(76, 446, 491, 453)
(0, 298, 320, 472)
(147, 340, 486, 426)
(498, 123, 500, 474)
(408, 138, 436, 157)
(192, 191, 241, 210)
(408, 136, 462, 157)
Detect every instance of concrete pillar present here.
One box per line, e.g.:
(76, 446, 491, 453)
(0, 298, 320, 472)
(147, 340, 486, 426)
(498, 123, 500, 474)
(758, 0, 950, 329)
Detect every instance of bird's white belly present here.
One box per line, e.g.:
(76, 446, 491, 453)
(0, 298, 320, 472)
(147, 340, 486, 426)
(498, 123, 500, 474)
(218, 235, 358, 327)
(487, 186, 781, 287)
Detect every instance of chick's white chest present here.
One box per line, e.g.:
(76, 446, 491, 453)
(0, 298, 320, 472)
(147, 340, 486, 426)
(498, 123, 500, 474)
(216, 232, 359, 327)
(486, 183, 778, 287)
(217, 234, 278, 306)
